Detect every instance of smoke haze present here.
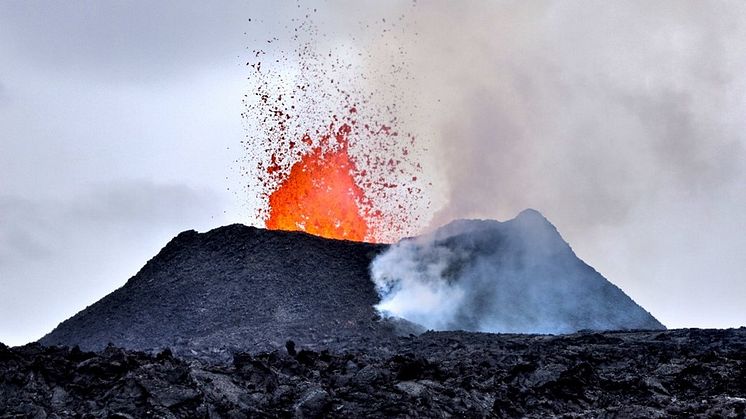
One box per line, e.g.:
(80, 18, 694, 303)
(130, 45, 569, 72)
(371, 209, 664, 333)
(338, 1, 746, 329)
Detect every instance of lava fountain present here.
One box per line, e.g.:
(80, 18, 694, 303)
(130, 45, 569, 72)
(265, 123, 374, 242)
(242, 11, 429, 244)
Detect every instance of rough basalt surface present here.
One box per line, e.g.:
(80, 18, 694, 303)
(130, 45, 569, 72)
(3, 328, 746, 418)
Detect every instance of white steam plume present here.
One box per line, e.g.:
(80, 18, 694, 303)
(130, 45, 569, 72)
(371, 210, 665, 334)
(324, 1, 746, 329)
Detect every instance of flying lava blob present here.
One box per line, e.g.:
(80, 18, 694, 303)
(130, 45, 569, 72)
(265, 123, 373, 242)
(241, 10, 429, 243)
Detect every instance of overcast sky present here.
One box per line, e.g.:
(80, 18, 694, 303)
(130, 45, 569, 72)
(1, 1, 745, 346)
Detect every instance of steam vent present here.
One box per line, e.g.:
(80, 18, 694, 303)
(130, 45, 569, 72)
(40, 210, 663, 357)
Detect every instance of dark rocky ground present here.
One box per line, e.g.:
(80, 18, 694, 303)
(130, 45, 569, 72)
(3, 328, 746, 418)
(374, 210, 665, 333)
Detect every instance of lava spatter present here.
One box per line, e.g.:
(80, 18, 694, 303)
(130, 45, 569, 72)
(241, 9, 429, 243)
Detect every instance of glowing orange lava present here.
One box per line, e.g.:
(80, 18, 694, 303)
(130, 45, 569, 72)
(265, 124, 374, 242)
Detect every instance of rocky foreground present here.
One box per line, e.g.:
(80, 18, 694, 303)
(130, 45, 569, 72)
(3, 328, 746, 418)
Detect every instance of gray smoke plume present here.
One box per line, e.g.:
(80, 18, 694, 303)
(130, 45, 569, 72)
(371, 209, 664, 334)
(328, 1, 746, 329)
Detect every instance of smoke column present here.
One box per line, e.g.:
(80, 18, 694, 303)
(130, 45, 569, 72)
(324, 1, 746, 328)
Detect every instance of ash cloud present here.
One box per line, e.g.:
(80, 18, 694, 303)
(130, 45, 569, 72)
(349, 1, 746, 329)
(391, 2, 746, 225)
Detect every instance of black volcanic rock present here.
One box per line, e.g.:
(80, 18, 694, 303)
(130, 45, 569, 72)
(41, 226, 391, 356)
(4, 329, 746, 418)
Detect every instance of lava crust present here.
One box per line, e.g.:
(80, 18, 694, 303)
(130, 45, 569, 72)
(3, 329, 746, 418)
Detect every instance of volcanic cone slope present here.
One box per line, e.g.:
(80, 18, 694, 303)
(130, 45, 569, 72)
(40, 225, 392, 354)
(41, 210, 663, 357)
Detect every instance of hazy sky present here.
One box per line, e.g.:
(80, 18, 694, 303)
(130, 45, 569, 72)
(1, 1, 744, 346)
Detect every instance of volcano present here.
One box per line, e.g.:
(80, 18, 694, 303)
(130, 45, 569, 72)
(39, 226, 397, 358)
(40, 210, 663, 358)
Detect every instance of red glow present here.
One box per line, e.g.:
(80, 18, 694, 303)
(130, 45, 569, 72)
(265, 124, 374, 242)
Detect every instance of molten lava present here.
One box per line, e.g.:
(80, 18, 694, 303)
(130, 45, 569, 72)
(265, 124, 374, 242)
